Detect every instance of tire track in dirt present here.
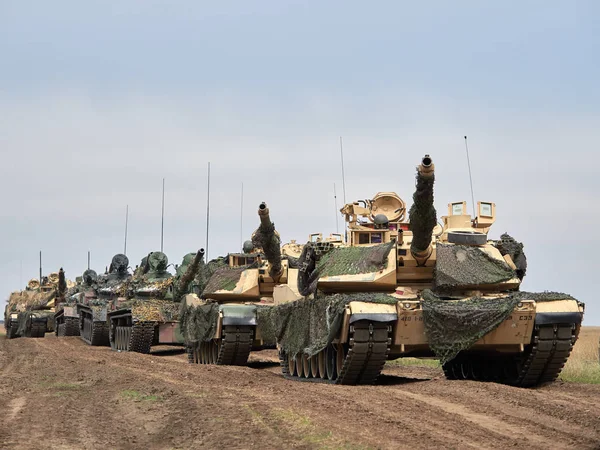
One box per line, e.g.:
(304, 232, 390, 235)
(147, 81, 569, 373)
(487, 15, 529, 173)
(3, 335, 600, 449)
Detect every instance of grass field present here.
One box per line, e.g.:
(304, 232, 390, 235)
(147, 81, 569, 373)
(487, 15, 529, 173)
(559, 326, 600, 384)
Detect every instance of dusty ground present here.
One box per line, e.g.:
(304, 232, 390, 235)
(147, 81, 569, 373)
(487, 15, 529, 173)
(1, 335, 600, 450)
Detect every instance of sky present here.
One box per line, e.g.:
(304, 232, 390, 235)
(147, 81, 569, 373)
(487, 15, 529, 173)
(1, 1, 599, 324)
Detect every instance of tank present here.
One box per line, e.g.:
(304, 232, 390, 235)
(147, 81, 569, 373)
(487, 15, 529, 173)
(4, 271, 66, 338)
(107, 251, 196, 353)
(54, 269, 98, 337)
(72, 254, 130, 346)
(179, 202, 302, 366)
(268, 155, 584, 386)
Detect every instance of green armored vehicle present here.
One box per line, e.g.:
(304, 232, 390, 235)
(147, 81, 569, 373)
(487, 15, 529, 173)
(76, 254, 131, 346)
(179, 203, 302, 366)
(55, 269, 98, 337)
(108, 251, 200, 354)
(268, 155, 583, 386)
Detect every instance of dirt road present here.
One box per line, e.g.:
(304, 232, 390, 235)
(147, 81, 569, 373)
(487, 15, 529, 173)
(1, 335, 599, 449)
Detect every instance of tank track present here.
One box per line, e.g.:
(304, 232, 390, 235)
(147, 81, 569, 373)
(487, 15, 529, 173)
(187, 325, 254, 365)
(279, 321, 392, 385)
(111, 319, 155, 354)
(442, 323, 577, 387)
(6, 322, 19, 339)
(80, 317, 109, 346)
(25, 321, 46, 338)
(57, 317, 80, 337)
(129, 322, 155, 354)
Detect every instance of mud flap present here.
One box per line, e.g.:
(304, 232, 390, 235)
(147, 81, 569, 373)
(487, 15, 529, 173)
(349, 313, 398, 324)
(535, 311, 583, 326)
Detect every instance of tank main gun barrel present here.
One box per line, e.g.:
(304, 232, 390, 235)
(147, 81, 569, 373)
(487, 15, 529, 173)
(174, 249, 205, 301)
(409, 155, 437, 264)
(57, 268, 67, 306)
(253, 202, 283, 280)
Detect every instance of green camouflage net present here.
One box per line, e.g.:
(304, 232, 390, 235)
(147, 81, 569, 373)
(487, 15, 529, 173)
(179, 302, 220, 346)
(298, 242, 395, 296)
(257, 293, 397, 358)
(251, 218, 282, 279)
(421, 290, 579, 364)
(494, 233, 528, 280)
(202, 263, 258, 295)
(408, 166, 436, 254)
(194, 257, 227, 296)
(317, 242, 395, 277)
(433, 243, 516, 290)
(16, 310, 54, 336)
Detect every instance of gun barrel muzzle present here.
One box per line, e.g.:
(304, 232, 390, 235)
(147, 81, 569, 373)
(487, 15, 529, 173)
(418, 154, 435, 177)
(258, 202, 271, 227)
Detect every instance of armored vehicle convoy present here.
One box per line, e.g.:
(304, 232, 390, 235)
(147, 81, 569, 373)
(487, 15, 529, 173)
(76, 254, 131, 346)
(5, 271, 66, 338)
(108, 251, 199, 354)
(179, 203, 302, 366)
(268, 155, 583, 386)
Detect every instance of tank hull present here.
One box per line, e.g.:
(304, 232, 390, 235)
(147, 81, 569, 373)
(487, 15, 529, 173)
(108, 299, 182, 354)
(54, 306, 80, 337)
(272, 295, 583, 386)
(182, 301, 276, 366)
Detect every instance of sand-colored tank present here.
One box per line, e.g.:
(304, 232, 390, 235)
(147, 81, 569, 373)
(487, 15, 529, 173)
(107, 251, 195, 354)
(4, 270, 67, 338)
(179, 203, 302, 366)
(269, 155, 584, 386)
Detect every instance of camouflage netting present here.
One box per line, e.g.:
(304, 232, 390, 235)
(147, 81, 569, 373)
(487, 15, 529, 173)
(195, 257, 227, 296)
(131, 299, 180, 322)
(179, 302, 220, 345)
(16, 310, 54, 336)
(7, 289, 56, 312)
(408, 165, 436, 254)
(433, 243, 516, 290)
(297, 242, 395, 296)
(202, 263, 257, 295)
(495, 233, 528, 280)
(257, 293, 397, 357)
(422, 290, 579, 364)
(251, 215, 282, 279)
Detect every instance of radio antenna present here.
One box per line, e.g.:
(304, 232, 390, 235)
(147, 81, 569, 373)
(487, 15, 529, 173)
(206, 162, 211, 260)
(160, 179, 165, 252)
(239, 182, 244, 252)
(333, 182, 339, 234)
(87, 251, 91, 270)
(124, 204, 129, 255)
(340, 136, 347, 204)
(39, 251, 42, 284)
(464, 136, 476, 214)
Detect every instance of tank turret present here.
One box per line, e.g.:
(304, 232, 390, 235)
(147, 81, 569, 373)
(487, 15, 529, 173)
(408, 155, 436, 264)
(252, 202, 283, 280)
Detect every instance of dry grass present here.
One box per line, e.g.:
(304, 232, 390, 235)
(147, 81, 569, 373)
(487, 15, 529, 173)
(559, 326, 600, 384)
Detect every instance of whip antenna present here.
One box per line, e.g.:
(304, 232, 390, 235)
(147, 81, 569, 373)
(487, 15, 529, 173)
(464, 136, 476, 214)
(39, 251, 42, 284)
(87, 251, 90, 270)
(240, 182, 244, 252)
(340, 136, 347, 204)
(333, 182, 339, 234)
(124, 204, 129, 255)
(206, 162, 211, 259)
(160, 179, 165, 252)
